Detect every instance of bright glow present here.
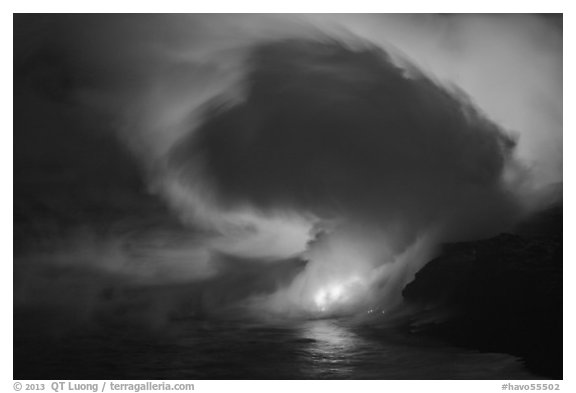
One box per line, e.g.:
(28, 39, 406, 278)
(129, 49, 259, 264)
(247, 225, 438, 319)
(314, 285, 344, 311)
(312, 276, 363, 312)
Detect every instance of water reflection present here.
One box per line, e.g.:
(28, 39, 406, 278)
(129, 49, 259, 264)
(15, 315, 538, 379)
(297, 319, 365, 378)
(291, 318, 535, 379)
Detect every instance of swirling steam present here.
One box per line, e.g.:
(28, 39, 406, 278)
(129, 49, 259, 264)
(14, 14, 561, 326)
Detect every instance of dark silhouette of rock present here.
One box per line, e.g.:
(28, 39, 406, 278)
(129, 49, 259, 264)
(402, 205, 562, 378)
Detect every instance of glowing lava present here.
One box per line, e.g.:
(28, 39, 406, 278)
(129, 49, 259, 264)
(314, 285, 344, 311)
(312, 276, 364, 313)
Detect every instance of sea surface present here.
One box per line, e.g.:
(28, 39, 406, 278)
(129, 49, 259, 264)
(13, 221, 541, 380)
(14, 316, 536, 380)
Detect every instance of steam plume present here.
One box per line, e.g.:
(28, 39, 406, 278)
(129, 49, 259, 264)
(14, 14, 562, 321)
(168, 37, 523, 316)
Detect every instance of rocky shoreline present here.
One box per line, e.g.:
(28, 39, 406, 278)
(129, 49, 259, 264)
(401, 206, 562, 378)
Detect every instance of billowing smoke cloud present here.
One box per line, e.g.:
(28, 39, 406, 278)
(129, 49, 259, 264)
(168, 36, 524, 316)
(14, 14, 562, 324)
(172, 37, 520, 230)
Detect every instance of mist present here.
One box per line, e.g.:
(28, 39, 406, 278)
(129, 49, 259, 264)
(14, 14, 562, 326)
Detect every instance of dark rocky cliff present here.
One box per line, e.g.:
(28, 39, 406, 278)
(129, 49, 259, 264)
(402, 205, 562, 378)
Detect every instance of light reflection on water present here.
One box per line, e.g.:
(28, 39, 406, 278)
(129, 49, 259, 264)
(293, 318, 535, 379)
(297, 319, 361, 378)
(14, 317, 537, 380)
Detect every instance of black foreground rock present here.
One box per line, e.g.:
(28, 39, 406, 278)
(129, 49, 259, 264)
(402, 205, 562, 378)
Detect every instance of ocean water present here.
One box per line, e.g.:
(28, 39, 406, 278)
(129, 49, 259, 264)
(14, 316, 535, 380)
(13, 222, 539, 380)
